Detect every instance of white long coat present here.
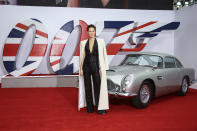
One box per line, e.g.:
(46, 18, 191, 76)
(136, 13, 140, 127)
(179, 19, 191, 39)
(78, 38, 109, 111)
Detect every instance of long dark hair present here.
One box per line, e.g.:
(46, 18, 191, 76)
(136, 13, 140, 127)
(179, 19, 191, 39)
(87, 24, 96, 31)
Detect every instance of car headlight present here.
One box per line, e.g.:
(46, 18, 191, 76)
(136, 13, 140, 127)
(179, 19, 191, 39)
(122, 74, 134, 89)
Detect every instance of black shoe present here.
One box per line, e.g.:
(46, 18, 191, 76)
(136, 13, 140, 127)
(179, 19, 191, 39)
(87, 109, 94, 113)
(97, 110, 106, 115)
(88, 111, 94, 113)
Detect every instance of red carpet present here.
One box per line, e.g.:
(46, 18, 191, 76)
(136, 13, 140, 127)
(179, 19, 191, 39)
(0, 87, 197, 131)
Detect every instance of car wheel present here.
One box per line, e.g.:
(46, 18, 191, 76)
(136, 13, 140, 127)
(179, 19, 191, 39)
(178, 77, 189, 96)
(132, 81, 153, 109)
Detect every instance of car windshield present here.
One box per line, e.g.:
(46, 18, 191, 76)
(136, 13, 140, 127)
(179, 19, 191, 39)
(121, 54, 163, 68)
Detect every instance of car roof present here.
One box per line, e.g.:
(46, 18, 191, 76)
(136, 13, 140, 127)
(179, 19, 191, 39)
(125, 52, 174, 58)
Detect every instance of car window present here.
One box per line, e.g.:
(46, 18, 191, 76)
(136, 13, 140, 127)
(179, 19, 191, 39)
(149, 56, 163, 68)
(164, 57, 176, 68)
(121, 54, 163, 68)
(123, 56, 137, 64)
(174, 58, 183, 68)
(133, 56, 149, 65)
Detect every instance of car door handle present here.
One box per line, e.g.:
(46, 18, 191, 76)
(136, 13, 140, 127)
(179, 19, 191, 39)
(157, 76, 163, 80)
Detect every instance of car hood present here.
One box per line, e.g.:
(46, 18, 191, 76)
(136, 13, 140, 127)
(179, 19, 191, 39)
(106, 65, 152, 86)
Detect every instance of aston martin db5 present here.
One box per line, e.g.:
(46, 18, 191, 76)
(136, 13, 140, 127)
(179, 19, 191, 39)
(107, 52, 195, 108)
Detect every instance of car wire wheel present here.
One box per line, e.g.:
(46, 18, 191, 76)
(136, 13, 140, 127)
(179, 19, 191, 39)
(178, 77, 189, 96)
(140, 84, 150, 104)
(182, 78, 188, 93)
(132, 81, 153, 109)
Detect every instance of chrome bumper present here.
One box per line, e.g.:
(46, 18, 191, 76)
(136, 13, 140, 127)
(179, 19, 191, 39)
(108, 91, 137, 97)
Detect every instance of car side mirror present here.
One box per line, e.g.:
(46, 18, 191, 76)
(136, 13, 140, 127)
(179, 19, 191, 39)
(152, 66, 158, 70)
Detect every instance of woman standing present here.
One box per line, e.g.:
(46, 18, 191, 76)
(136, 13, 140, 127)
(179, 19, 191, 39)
(78, 24, 109, 114)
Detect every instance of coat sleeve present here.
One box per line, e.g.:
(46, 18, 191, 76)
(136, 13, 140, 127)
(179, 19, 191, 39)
(102, 39, 109, 70)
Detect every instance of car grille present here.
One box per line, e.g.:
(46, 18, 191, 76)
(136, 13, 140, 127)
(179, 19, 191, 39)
(107, 79, 118, 92)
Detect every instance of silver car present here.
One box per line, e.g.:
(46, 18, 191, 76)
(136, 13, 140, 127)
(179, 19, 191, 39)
(107, 52, 195, 108)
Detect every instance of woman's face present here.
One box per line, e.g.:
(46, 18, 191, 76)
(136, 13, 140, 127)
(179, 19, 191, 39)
(88, 27, 96, 38)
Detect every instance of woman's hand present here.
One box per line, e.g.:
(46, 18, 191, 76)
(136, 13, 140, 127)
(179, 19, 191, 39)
(99, 69, 102, 76)
(80, 68, 83, 76)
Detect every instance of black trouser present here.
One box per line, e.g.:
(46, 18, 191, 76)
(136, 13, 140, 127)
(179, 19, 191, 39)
(83, 63, 101, 112)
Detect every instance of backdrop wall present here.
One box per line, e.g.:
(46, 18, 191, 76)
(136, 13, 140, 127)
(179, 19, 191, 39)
(174, 4, 197, 79)
(0, 5, 176, 80)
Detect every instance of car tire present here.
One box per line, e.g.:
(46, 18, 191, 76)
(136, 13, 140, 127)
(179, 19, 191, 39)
(178, 77, 189, 96)
(132, 81, 153, 109)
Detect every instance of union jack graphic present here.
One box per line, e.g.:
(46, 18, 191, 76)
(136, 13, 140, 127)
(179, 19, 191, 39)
(49, 20, 88, 75)
(3, 18, 48, 77)
(2, 19, 180, 76)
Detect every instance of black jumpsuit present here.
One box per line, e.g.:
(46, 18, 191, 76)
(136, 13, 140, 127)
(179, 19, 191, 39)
(82, 38, 101, 112)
